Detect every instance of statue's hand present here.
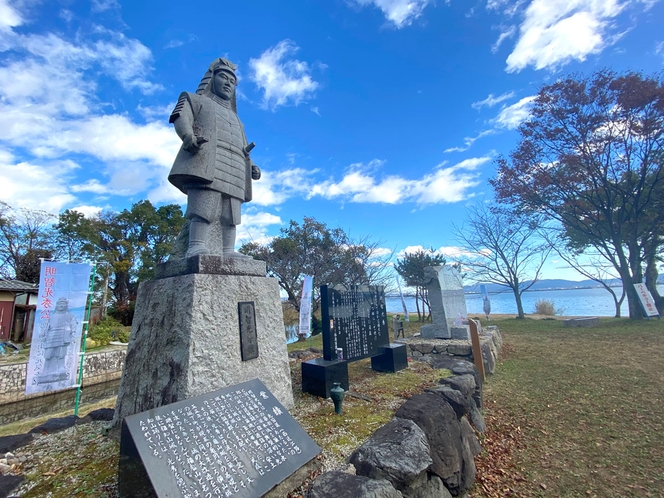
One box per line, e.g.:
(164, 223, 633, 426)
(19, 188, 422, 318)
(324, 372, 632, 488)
(251, 164, 261, 180)
(182, 133, 201, 153)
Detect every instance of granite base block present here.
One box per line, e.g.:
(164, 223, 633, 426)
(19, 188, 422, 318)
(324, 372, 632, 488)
(371, 343, 408, 373)
(420, 324, 451, 339)
(451, 325, 470, 340)
(113, 272, 293, 425)
(301, 358, 349, 399)
(154, 254, 266, 279)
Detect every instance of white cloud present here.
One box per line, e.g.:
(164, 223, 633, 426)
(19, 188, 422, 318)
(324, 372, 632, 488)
(444, 130, 496, 153)
(0, 7, 177, 214)
(492, 95, 536, 129)
(0, 157, 78, 213)
(309, 157, 489, 205)
(91, 0, 120, 12)
(504, 0, 629, 72)
(71, 205, 103, 217)
(352, 0, 431, 28)
(71, 179, 110, 194)
(492, 26, 517, 53)
(251, 167, 317, 206)
(472, 91, 516, 110)
(0, 0, 22, 31)
(249, 40, 319, 110)
(311, 106, 321, 116)
(236, 211, 283, 246)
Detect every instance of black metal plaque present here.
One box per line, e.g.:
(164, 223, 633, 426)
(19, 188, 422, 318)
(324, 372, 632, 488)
(238, 301, 259, 361)
(120, 378, 321, 498)
(321, 284, 389, 362)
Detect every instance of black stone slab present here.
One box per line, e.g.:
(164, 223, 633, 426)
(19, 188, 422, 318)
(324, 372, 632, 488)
(301, 358, 349, 398)
(370, 343, 408, 373)
(119, 379, 320, 498)
(320, 285, 389, 362)
(238, 301, 259, 361)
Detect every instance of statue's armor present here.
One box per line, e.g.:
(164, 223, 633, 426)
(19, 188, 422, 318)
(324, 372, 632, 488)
(43, 312, 76, 349)
(168, 92, 253, 203)
(205, 95, 246, 199)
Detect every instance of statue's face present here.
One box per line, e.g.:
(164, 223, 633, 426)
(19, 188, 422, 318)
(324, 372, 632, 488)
(55, 300, 68, 312)
(213, 70, 236, 101)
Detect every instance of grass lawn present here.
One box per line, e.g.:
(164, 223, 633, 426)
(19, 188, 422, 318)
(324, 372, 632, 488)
(472, 317, 664, 498)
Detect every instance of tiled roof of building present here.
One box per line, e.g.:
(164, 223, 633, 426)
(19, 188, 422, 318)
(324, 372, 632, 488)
(0, 279, 39, 292)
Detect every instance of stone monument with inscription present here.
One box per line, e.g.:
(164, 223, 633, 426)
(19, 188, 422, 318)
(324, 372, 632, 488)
(119, 379, 320, 498)
(113, 58, 293, 425)
(302, 285, 407, 398)
(420, 266, 469, 340)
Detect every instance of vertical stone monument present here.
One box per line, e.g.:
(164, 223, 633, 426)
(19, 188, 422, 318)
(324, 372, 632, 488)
(420, 266, 469, 340)
(113, 58, 293, 425)
(301, 285, 407, 398)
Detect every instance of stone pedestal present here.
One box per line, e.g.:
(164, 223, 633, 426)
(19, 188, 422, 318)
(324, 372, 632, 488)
(301, 358, 349, 399)
(370, 343, 408, 373)
(420, 324, 451, 339)
(113, 257, 293, 424)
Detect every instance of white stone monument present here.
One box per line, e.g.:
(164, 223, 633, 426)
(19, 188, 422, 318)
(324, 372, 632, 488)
(420, 266, 469, 340)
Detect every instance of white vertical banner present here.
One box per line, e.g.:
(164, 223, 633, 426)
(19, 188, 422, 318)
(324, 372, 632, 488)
(480, 284, 491, 319)
(633, 283, 660, 318)
(25, 261, 92, 395)
(397, 278, 409, 322)
(298, 275, 314, 338)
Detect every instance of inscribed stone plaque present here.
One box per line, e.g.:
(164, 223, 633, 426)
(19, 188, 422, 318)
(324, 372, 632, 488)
(119, 378, 320, 498)
(238, 301, 259, 361)
(320, 284, 389, 362)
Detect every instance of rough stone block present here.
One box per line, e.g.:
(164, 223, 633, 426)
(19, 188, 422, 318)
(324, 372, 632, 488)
(395, 392, 476, 496)
(349, 418, 432, 491)
(307, 471, 403, 498)
(445, 342, 472, 356)
(114, 272, 292, 424)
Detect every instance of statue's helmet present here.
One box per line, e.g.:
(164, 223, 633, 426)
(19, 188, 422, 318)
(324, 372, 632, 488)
(196, 58, 238, 111)
(55, 297, 69, 311)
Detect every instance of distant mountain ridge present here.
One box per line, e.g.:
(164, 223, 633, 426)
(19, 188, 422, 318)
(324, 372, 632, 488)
(464, 275, 664, 294)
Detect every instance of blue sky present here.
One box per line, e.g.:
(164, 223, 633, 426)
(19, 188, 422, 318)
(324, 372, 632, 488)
(1, 0, 662, 281)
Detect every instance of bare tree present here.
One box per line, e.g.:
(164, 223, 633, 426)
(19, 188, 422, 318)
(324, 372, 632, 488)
(0, 202, 56, 282)
(453, 204, 551, 319)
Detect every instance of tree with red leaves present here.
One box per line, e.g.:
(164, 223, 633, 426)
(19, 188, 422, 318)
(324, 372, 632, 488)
(491, 70, 664, 318)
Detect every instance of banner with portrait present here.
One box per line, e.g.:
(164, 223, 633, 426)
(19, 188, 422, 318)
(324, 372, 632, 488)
(25, 261, 92, 395)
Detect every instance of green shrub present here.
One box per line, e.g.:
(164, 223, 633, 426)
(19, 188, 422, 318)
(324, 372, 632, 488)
(534, 298, 564, 316)
(117, 328, 131, 343)
(88, 316, 125, 346)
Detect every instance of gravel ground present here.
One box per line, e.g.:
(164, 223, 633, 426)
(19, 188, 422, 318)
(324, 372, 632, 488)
(4, 421, 120, 498)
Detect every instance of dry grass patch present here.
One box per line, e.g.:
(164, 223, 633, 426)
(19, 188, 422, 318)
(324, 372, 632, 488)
(472, 317, 664, 498)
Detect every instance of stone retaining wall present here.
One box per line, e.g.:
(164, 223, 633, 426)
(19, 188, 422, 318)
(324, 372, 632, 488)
(398, 325, 503, 375)
(0, 347, 126, 424)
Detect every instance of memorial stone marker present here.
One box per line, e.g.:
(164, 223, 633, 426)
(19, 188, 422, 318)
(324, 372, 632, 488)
(420, 266, 469, 339)
(302, 285, 406, 398)
(119, 378, 320, 498)
(320, 284, 389, 362)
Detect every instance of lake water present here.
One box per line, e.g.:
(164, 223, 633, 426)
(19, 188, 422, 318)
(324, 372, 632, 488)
(385, 285, 664, 317)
